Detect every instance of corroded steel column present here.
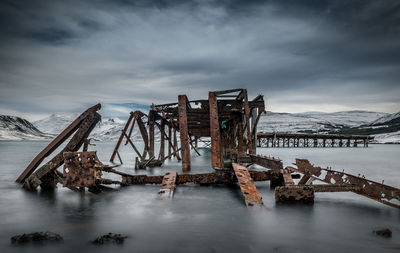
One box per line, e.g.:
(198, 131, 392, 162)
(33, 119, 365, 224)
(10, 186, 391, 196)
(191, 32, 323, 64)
(149, 112, 155, 158)
(209, 92, 223, 169)
(168, 124, 172, 158)
(243, 89, 253, 154)
(178, 95, 190, 172)
(160, 120, 165, 160)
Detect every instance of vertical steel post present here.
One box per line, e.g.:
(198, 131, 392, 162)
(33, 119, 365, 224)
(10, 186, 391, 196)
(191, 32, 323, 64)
(149, 112, 155, 158)
(178, 95, 191, 172)
(209, 92, 223, 169)
(168, 124, 172, 158)
(160, 120, 165, 160)
(243, 90, 253, 154)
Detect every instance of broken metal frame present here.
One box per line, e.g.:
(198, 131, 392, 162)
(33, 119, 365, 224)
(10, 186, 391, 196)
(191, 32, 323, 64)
(16, 104, 102, 190)
(109, 88, 265, 172)
(287, 159, 400, 209)
(15, 89, 400, 210)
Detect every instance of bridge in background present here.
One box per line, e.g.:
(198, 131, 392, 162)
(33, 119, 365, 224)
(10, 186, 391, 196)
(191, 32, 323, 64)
(257, 132, 373, 148)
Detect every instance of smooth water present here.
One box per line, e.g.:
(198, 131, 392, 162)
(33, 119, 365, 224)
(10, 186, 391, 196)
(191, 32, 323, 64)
(0, 141, 399, 252)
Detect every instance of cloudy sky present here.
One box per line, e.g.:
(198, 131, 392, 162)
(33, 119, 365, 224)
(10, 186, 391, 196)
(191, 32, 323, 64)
(0, 0, 399, 120)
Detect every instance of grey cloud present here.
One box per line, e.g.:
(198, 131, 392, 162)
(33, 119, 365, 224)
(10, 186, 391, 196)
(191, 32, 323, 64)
(0, 0, 399, 117)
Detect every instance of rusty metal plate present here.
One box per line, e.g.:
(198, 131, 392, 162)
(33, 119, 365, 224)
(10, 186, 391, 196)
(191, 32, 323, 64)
(63, 151, 100, 188)
(249, 154, 283, 170)
(232, 163, 263, 207)
(158, 172, 177, 199)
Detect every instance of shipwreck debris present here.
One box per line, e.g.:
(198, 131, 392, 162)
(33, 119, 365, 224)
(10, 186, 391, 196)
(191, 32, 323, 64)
(15, 89, 400, 210)
(16, 104, 101, 190)
(11, 232, 63, 244)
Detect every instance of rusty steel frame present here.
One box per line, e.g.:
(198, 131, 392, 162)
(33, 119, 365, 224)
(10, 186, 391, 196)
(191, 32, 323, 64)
(18, 105, 101, 190)
(110, 89, 265, 172)
(16, 103, 101, 183)
(291, 159, 400, 209)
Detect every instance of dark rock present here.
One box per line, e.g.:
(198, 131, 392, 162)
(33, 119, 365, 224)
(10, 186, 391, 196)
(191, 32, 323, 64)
(374, 228, 392, 238)
(11, 231, 63, 244)
(92, 233, 127, 245)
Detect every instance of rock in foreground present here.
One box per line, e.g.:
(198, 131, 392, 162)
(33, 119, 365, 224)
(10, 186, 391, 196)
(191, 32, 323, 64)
(92, 233, 127, 244)
(11, 232, 63, 244)
(374, 228, 392, 238)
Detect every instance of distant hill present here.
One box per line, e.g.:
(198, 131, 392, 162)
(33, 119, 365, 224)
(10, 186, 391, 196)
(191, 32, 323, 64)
(258, 110, 388, 134)
(332, 112, 400, 136)
(327, 111, 400, 143)
(0, 115, 51, 140)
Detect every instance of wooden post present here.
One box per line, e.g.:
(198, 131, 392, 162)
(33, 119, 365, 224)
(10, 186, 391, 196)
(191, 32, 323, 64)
(178, 95, 191, 172)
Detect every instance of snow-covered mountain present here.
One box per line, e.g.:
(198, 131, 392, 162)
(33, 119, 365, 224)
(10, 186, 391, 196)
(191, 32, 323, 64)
(370, 112, 400, 126)
(257, 111, 388, 134)
(0, 115, 51, 140)
(33, 113, 80, 135)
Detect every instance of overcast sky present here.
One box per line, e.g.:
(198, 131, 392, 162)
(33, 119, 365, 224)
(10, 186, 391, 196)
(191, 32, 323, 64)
(0, 0, 399, 120)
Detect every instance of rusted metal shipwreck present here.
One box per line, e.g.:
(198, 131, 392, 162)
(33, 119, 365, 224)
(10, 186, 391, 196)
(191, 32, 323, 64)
(15, 89, 400, 209)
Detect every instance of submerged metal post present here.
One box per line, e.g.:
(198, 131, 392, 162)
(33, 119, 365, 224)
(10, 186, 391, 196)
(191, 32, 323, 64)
(178, 95, 191, 172)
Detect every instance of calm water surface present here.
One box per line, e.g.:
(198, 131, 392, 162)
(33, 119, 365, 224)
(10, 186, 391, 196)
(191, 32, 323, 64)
(0, 141, 399, 253)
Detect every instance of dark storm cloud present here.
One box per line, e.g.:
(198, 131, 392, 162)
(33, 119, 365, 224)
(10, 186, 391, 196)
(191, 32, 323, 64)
(0, 0, 399, 119)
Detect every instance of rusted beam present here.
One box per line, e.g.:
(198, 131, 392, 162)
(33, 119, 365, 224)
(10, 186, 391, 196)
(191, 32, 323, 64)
(243, 89, 253, 154)
(149, 112, 155, 158)
(160, 120, 165, 160)
(232, 163, 263, 207)
(275, 185, 315, 204)
(16, 103, 101, 183)
(209, 92, 223, 169)
(123, 132, 144, 160)
(158, 172, 177, 199)
(168, 125, 172, 158)
(23, 112, 101, 190)
(178, 95, 191, 172)
(110, 112, 133, 162)
(121, 170, 272, 185)
(249, 154, 283, 170)
(293, 159, 400, 209)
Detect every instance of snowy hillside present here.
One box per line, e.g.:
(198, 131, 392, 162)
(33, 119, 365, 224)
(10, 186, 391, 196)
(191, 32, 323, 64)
(33, 113, 80, 135)
(33, 103, 150, 140)
(257, 111, 388, 134)
(0, 115, 51, 140)
(370, 112, 400, 126)
(373, 131, 400, 144)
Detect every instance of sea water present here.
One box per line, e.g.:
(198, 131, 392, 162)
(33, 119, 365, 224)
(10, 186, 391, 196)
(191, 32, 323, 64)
(0, 141, 399, 253)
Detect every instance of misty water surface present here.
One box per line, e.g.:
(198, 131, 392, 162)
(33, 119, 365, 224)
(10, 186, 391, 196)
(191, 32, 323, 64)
(0, 141, 399, 253)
